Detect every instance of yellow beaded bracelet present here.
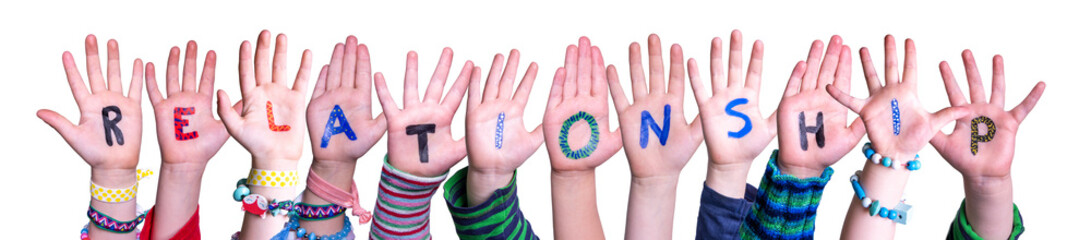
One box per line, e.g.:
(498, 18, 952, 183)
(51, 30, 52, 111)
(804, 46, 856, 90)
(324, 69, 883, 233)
(246, 169, 299, 187)
(90, 169, 154, 203)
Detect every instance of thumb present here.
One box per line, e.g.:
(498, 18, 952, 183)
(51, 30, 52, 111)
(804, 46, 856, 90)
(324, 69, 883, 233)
(37, 109, 78, 140)
(931, 106, 970, 134)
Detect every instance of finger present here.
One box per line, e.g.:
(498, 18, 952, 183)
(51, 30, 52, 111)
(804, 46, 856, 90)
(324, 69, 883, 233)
(848, 116, 866, 143)
(442, 60, 473, 112)
(816, 35, 842, 90)
(939, 61, 968, 106)
(238, 41, 255, 97)
(667, 44, 686, 99)
(929, 129, 953, 150)
(513, 62, 539, 107)
(272, 33, 290, 86)
(468, 66, 482, 111)
(628, 42, 648, 99)
(546, 67, 565, 110)
(127, 58, 143, 102)
(312, 65, 329, 100)
(356, 44, 373, 90)
(145, 62, 163, 105)
(85, 35, 107, 93)
(425, 48, 455, 103)
(199, 51, 217, 95)
(727, 30, 744, 88)
(884, 35, 900, 86)
(254, 30, 273, 85)
(647, 34, 665, 94)
(833, 46, 852, 94)
(340, 36, 358, 88)
(744, 39, 765, 90)
(687, 58, 710, 102)
(215, 90, 244, 132)
(1011, 81, 1046, 123)
(483, 53, 504, 101)
(962, 50, 986, 104)
(529, 124, 545, 150)
(860, 47, 882, 95)
(37, 109, 78, 140)
(326, 43, 345, 90)
(61, 52, 90, 104)
(577, 37, 593, 96)
(990, 55, 1006, 107)
(166, 46, 181, 96)
(498, 49, 520, 100)
(106, 39, 123, 93)
(607, 65, 630, 112)
(182, 40, 199, 92)
(931, 106, 971, 133)
(709, 37, 726, 95)
(373, 72, 401, 113)
(689, 113, 705, 145)
(292, 49, 312, 93)
(766, 109, 778, 134)
(591, 46, 608, 98)
(404, 51, 420, 106)
(563, 44, 578, 98)
(801, 39, 823, 90)
(826, 84, 865, 113)
(783, 61, 806, 97)
(902, 38, 918, 88)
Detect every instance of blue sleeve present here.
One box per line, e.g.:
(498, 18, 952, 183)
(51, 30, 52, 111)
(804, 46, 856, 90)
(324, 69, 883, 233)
(695, 182, 759, 240)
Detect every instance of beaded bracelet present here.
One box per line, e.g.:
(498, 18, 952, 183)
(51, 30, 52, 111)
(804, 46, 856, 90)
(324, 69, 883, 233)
(90, 169, 154, 203)
(87, 205, 148, 233)
(230, 215, 354, 240)
(233, 178, 296, 217)
(849, 171, 912, 224)
(295, 203, 346, 221)
(861, 142, 921, 171)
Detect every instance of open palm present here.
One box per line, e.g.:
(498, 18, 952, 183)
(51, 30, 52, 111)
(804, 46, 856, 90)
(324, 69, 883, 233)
(544, 37, 623, 172)
(929, 50, 1045, 178)
(146, 41, 229, 165)
(375, 48, 472, 177)
(307, 36, 387, 162)
(38, 35, 143, 169)
(466, 49, 543, 172)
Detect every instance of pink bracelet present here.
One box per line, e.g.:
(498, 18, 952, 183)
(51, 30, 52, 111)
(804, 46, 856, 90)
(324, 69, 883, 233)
(307, 168, 372, 225)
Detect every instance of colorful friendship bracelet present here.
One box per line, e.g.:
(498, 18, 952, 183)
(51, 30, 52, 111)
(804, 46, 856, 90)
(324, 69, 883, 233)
(89, 169, 154, 203)
(233, 178, 296, 217)
(849, 171, 912, 224)
(295, 203, 346, 221)
(247, 169, 299, 187)
(87, 205, 148, 233)
(861, 142, 922, 171)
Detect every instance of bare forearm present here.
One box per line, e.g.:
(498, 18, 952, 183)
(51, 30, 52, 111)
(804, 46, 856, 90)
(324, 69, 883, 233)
(551, 170, 605, 240)
(240, 157, 297, 240)
(963, 175, 1014, 240)
(841, 159, 911, 239)
(89, 168, 138, 240)
(625, 175, 680, 240)
(299, 160, 355, 235)
(467, 168, 515, 206)
(151, 163, 205, 239)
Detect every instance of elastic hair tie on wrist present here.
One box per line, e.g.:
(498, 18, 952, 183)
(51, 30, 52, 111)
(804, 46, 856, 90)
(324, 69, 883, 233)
(90, 169, 154, 203)
(87, 205, 148, 233)
(307, 167, 372, 225)
(861, 142, 922, 171)
(247, 169, 299, 187)
(849, 170, 912, 224)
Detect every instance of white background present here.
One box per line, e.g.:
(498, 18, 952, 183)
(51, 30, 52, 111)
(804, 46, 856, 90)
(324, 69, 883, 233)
(2, 0, 1087, 239)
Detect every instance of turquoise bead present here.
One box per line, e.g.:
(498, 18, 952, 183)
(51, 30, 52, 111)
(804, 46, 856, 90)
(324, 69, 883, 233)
(869, 200, 880, 216)
(236, 178, 248, 187)
(907, 160, 921, 171)
(865, 149, 875, 159)
(308, 232, 317, 240)
(879, 208, 889, 218)
(297, 228, 306, 238)
(882, 157, 892, 167)
(889, 211, 898, 220)
(233, 186, 250, 201)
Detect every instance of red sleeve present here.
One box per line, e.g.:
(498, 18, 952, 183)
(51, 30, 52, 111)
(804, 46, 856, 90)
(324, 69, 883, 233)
(139, 205, 201, 240)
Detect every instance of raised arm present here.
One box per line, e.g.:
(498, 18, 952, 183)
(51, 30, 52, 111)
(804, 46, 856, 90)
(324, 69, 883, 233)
(543, 37, 623, 240)
(38, 34, 145, 239)
(143, 40, 230, 239)
(606, 34, 703, 239)
(930, 50, 1043, 239)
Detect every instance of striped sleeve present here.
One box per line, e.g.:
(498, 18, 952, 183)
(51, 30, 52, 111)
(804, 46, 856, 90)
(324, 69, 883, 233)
(946, 200, 1025, 240)
(442, 167, 538, 240)
(370, 159, 448, 240)
(740, 150, 834, 240)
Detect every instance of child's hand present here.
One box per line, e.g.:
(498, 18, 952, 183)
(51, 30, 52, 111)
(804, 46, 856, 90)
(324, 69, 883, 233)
(38, 35, 144, 171)
(146, 41, 229, 166)
(374, 48, 472, 177)
(607, 34, 702, 179)
(307, 36, 387, 162)
(929, 50, 1045, 180)
(686, 31, 777, 192)
(776, 36, 865, 177)
(826, 36, 968, 161)
(216, 30, 311, 169)
(543, 37, 623, 173)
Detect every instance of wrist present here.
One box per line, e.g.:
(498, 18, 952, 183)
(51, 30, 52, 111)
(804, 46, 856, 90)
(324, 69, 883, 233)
(963, 174, 1013, 199)
(705, 161, 752, 198)
(777, 163, 827, 179)
(251, 156, 299, 171)
(90, 168, 137, 188)
(309, 160, 356, 191)
(551, 169, 596, 180)
(631, 174, 680, 192)
(466, 168, 515, 206)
